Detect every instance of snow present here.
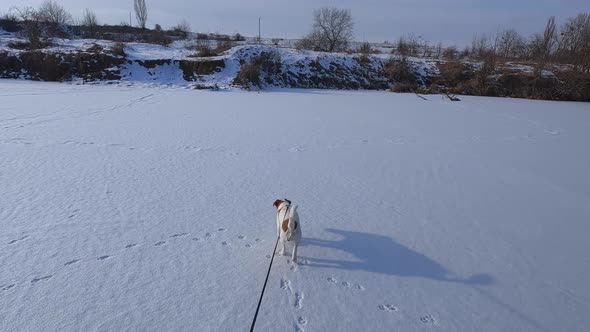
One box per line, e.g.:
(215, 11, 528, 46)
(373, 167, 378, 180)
(1, 80, 590, 331)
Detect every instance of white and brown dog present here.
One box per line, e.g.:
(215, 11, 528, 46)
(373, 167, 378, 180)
(273, 198, 301, 263)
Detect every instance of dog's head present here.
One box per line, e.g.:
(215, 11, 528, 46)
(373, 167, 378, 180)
(273, 198, 291, 210)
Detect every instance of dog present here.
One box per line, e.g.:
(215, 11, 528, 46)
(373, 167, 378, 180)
(273, 198, 301, 263)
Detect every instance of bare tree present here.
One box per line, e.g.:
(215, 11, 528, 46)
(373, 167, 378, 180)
(12, 6, 43, 47)
(172, 19, 190, 39)
(537, 16, 557, 73)
(134, 0, 148, 29)
(299, 7, 354, 52)
(558, 13, 590, 72)
(38, 0, 72, 25)
(497, 29, 523, 58)
(81, 8, 98, 36)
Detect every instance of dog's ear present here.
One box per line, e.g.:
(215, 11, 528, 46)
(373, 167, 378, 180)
(273, 199, 283, 209)
(284, 198, 292, 205)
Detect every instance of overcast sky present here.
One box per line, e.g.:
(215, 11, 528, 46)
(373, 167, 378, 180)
(1, 0, 588, 46)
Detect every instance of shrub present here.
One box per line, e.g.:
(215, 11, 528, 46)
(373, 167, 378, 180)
(392, 83, 418, 93)
(233, 33, 245, 41)
(234, 51, 282, 89)
(438, 61, 474, 87)
(385, 57, 416, 84)
(146, 30, 173, 46)
(193, 40, 234, 57)
(358, 42, 372, 54)
(171, 20, 190, 39)
(110, 42, 127, 57)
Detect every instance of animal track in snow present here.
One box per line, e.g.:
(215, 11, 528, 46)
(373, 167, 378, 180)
(294, 292, 304, 309)
(205, 233, 213, 238)
(218, 228, 226, 232)
(326, 277, 364, 290)
(170, 233, 188, 238)
(192, 237, 200, 242)
(280, 278, 292, 293)
(420, 315, 436, 324)
(97, 255, 110, 260)
(67, 209, 80, 219)
(125, 243, 137, 249)
(297, 316, 308, 326)
(245, 244, 251, 248)
(237, 235, 245, 240)
(8, 235, 29, 244)
(378, 304, 398, 312)
(255, 238, 261, 242)
(2, 284, 16, 291)
(64, 259, 80, 266)
(31, 276, 52, 283)
(353, 283, 365, 290)
(154, 241, 166, 246)
(221, 241, 229, 246)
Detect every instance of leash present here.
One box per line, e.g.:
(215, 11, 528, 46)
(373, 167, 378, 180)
(250, 235, 280, 332)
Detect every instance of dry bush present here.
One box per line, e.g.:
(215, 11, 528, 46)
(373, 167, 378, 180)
(194, 40, 234, 57)
(358, 42, 372, 54)
(443, 46, 459, 60)
(146, 29, 173, 46)
(392, 83, 417, 93)
(438, 61, 474, 87)
(385, 56, 418, 92)
(110, 42, 127, 57)
(385, 57, 417, 84)
(171, 20, 190, 39)
(234, 51, 282, 88)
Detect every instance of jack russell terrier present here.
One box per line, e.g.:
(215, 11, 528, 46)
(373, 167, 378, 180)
(273, 198, 301, 263)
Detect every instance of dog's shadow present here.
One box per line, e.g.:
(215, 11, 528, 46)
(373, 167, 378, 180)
(302, 228, 493, 286)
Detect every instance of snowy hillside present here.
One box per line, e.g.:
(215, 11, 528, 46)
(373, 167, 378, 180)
(1, 80, 590, 331)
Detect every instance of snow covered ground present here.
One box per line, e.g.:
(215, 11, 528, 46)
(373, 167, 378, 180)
(1, 80, 590, 331)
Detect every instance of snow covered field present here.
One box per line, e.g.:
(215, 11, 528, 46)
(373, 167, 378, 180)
(1, 80, 590, 331)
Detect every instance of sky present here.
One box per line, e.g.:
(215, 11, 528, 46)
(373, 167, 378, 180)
(1, 0, 588, 46)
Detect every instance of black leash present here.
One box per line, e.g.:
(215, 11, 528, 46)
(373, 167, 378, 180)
(250, 235, 280, 332)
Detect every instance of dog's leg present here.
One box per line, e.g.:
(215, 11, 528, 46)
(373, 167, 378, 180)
(277, 239, 285, 256)
(291, 244, 298, 263)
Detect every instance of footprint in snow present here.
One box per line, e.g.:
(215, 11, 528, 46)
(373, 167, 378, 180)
(327, 277, 337, 283)
(64, 259, 80, 266)
(420, 315, 436, 324)
(297, 316, 307, 326)
(8, 235, 29, 245)
(2, 284, 16, 291)
(378, 304, 398, 312)
(125, 243, 137, 249)
(280, 278, 292, 293)
(294, 292, 304, 309)
(31, 276, 52, 283)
